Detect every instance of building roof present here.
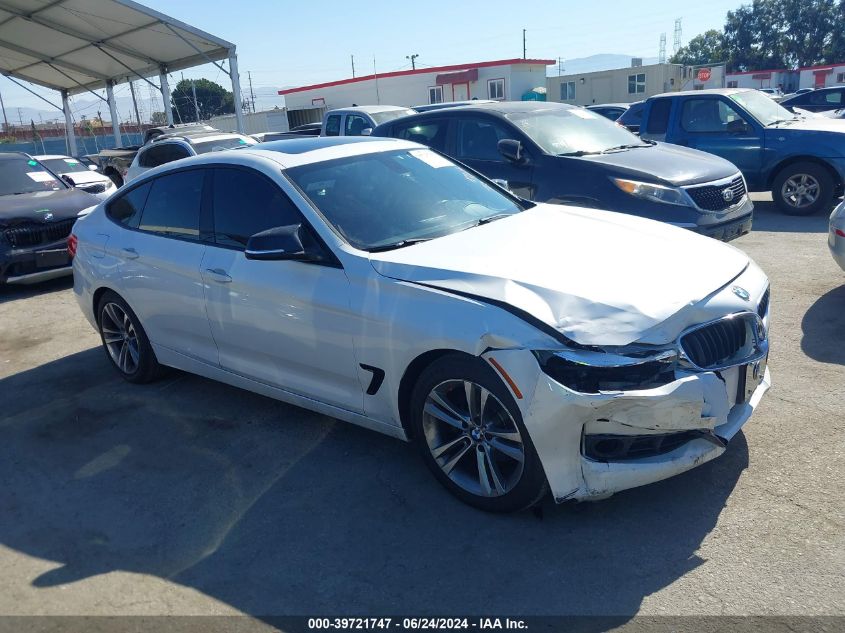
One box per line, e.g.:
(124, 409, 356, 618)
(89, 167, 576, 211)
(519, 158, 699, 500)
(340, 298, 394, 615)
(278, 58, 555, 96)
(0, 0, 234, 96)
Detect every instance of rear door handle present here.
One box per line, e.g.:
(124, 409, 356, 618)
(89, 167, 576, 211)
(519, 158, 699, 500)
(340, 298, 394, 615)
(121, 247, 139, 259)
(205, 268, 232, 283)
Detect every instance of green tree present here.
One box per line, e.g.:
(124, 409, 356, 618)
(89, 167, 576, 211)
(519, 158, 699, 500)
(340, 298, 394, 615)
(720, 0, 838, 71)
(670, 30, 727, 66)
(150, 111, 167, 125)
(170, 78, 234, 123)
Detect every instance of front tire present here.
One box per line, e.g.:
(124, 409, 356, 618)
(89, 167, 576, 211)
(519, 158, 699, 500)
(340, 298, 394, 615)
(409, 354, 548, 512)
(97, 291, 161, 383)
(772, 162, 835, 215)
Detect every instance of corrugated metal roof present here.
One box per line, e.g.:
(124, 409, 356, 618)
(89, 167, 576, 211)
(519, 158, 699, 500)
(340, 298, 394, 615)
(0, 0, 233, 95)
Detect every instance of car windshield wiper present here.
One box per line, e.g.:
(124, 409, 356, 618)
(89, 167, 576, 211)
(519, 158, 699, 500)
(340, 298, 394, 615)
(601, 143, 651, 153)
(456, 212, 515, 232)
(768, 118, 798, 126)
(367, 238, 432, 252)
(558, 150, 601, 156)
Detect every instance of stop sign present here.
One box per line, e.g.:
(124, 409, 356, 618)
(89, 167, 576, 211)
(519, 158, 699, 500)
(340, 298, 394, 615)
(697, 68, 712, 82)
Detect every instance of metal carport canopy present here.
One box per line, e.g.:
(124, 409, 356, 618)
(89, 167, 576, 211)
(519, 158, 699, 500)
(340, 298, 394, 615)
(0, 0, 246, 152)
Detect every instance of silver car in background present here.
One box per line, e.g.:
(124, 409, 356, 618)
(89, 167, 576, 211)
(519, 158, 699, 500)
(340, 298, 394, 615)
(830, 201, 845, 270)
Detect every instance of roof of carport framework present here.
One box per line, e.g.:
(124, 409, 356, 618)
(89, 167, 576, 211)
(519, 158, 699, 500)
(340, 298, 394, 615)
(0, 0, 246, 154)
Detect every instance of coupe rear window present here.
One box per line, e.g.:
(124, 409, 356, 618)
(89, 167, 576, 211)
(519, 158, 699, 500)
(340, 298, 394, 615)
(191, 136, 257, 154)
(0, 157, 65, 195)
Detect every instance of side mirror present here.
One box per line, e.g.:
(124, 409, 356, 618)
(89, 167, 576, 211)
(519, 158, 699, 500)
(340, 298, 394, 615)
(61, 174, 76, 187)
(360, 127, 373, 136)
(498, 139, 527, 164)
(727, 120, 752, 135)
(490, 178, 511, 192)
(245, 224, 315, 261)
(88, 164, 99, 171)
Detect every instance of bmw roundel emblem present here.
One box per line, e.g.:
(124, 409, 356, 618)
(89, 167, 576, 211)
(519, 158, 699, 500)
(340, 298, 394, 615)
(732, 285, 750, 301)
(722, 188, 735, 203)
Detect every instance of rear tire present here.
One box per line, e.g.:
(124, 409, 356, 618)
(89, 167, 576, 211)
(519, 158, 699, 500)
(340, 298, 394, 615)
(409, 354, 548, 512)
(97, 291, 161, 383)
(772, 162, 835, 215)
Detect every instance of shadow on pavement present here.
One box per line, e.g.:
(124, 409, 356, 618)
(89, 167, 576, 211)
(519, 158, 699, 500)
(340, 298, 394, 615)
(801, 284, 845, 365)
(748, 199, 831, 234)
(0, 276, 73, 305)
(0, 349, 749, 617)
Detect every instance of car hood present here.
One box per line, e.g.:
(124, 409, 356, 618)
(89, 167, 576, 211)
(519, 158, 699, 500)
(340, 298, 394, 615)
(0, 188, 99, 226)
(60, 170, 110, 186)
(768, 117, 845, 133)
(369, 204, 749, 346)
(574, 141, 739, 186)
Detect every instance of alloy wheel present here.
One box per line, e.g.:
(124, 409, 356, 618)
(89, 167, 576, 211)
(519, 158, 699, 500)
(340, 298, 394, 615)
(100, 302, 140, 375)
(781, 173, 820, 209)
(422, 379, 525, 497)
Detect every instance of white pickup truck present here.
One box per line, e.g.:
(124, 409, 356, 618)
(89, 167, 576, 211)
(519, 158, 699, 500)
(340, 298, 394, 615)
(321, 105, 415, 136)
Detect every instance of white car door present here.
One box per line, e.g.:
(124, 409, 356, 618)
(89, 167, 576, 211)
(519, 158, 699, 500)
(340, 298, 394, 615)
(200, 166, 363, 412)
(113, 168, 219, 365)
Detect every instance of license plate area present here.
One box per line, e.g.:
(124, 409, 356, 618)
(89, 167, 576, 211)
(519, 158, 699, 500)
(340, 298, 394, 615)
(736, 354, 768, 403)
(35, 248, 69, 269)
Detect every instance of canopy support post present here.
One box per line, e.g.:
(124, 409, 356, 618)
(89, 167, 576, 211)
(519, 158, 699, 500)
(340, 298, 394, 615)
(106, 80, 121, 146)
(159, 66, 173, 126)
(61, 89, 77, 156)
(228, 49, 245, 133)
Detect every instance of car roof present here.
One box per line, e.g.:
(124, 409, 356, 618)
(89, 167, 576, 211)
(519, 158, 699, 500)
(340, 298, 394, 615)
(328, 105, 412, 114)
(651, 88, 751, 98)
(395, 101, 577, 119)
(151, 131, 248, 144)
(0, 151, 32, 160)
(131, 137, 420, 183)
(586, 103, 630, 109)
(32, 154, 72, 160)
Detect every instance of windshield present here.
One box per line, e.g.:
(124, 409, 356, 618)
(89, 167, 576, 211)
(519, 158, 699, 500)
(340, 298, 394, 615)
(38, 157, 85, 174)
(286, 148, 523, 251)
(507, 107, 647, 155)
(729, 90, 795, 125)
(192, 135, 257, 154)
(0, 157, 65, 195)
(370, 109, 417, 124)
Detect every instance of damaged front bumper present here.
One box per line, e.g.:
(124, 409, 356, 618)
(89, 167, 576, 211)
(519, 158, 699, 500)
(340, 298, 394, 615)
(484, 348, 770, 503)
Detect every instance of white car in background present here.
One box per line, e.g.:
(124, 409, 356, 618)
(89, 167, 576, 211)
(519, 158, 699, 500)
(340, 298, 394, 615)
(34, 154, 117, 200)
(125, 131, 256, 182)
(70, 137, 771, 512)
(830, 201, 845, 270)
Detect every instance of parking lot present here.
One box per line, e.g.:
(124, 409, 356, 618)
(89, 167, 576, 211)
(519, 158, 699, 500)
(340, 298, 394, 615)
(0, 194, 842, 619)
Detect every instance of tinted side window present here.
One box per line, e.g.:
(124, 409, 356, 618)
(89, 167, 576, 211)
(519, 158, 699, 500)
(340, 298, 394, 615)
(325, 115, 341, 136)
(392, 119, 448, 151)
(212, 168, 303, 248)
(456, 118, 511, 161)
(137, 170, 204, 240)
(107, 182, 151, 227)
(621, 102, 644, 124)
(169, 144, 191, 160)
(138, 145, 168, 168)
(645, 99, 672, 134)
(810, 90, 843, 105)
(345, 115, 370, 136)
(680, 99, 748, 133)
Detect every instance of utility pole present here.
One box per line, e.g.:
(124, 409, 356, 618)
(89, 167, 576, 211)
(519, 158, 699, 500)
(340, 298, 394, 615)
(558, 57, 563, 77)
(659, 33, 667, 64)
(406, 53, 419, 70)
(523, 29, 526, 59)
(128, 77, 142, 130)
(0, 88, 8, 134)
(191, 79, 200, 122)
(248, 71, 256, 113)
(373, 56, 380, 105)
(351, 54, 356, 77)
(17, 107, 23, 126)
(673, 18, 682, 55)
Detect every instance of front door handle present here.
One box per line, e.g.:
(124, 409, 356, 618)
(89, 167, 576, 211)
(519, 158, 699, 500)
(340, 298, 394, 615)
(205, 268, 232, 283)
(121, 247, 139, 259)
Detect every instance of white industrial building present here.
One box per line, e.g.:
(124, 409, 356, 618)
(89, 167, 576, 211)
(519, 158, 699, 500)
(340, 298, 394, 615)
(279, 58, 553, 113)
(797, 63, 845, 90)
(726, 69, 798, 92)
(547, 63, 685, 106)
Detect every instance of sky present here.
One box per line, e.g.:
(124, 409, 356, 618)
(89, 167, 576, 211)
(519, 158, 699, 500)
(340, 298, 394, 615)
(0, 0, 747, 122)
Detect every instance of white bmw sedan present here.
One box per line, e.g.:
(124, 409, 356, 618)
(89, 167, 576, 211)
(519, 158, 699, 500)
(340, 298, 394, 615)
(71, 137, 771, 512)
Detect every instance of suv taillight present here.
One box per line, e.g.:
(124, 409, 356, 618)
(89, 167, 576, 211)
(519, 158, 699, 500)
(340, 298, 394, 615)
(67, 233, 78, 258)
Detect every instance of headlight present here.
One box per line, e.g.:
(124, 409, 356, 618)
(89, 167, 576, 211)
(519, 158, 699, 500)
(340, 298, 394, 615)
(612, 178, 691, 207)
(533, 347, 678, 393)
